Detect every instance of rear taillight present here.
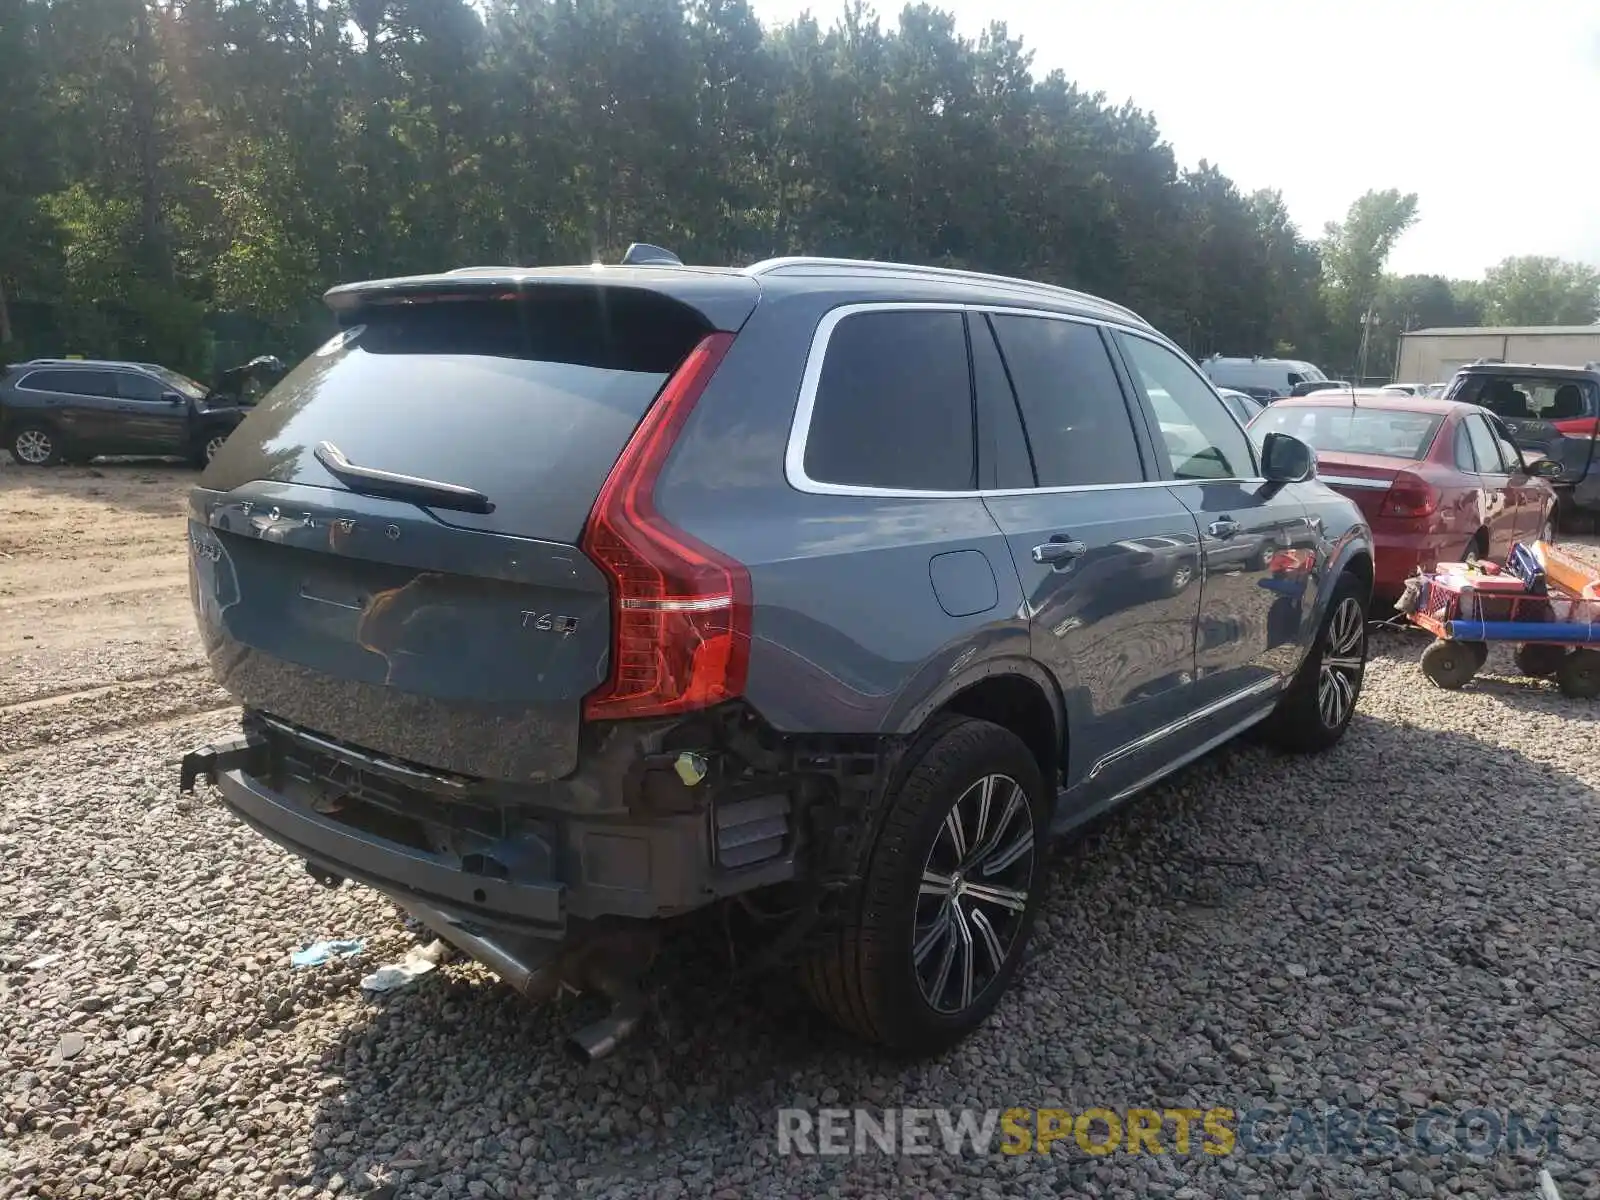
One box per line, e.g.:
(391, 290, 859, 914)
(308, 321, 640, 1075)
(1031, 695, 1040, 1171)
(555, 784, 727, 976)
(1556, 417, 1599, 439)
(1380, 471, 1440, 519)
(581, 332, 750, 721)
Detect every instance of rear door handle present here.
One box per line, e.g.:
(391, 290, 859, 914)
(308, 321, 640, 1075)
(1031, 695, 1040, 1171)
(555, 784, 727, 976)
(1208, 518, 1240, 539)
(1031, 537, 1087, 565)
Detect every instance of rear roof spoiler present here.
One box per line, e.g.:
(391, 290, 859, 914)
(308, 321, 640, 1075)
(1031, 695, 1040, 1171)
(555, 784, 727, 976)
(322, 267, 761, 333)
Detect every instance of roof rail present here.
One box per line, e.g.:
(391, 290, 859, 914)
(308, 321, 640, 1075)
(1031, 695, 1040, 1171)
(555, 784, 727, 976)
(743, 256, 1150, 327)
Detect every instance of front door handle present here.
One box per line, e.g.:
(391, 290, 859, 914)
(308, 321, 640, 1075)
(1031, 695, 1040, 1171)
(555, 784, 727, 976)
(1032, 537, 1087, 565)
(1208, 518, 1240, 539)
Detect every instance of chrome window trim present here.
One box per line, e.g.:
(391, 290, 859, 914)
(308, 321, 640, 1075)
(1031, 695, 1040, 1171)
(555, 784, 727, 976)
(784, 302, 1268, 500)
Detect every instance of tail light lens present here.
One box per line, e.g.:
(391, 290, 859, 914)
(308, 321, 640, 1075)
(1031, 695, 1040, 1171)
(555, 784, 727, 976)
(581, 332, 751, 721)
(1380, 471, 1440, 518)
(1557, 417, 1599, 439)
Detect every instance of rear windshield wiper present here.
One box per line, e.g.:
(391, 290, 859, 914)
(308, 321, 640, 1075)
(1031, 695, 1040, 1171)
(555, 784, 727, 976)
(313, 441, 495, 515)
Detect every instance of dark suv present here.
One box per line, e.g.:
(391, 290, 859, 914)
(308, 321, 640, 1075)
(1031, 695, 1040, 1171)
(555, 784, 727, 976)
(0, 358, 258, 466)
(1443, 361, 1600, 525)
(179, 253, 1374, 1058)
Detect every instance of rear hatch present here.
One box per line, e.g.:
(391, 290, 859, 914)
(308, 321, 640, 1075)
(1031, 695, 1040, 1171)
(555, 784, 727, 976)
(190, 273, 759, 782)
(1445, 372, 1600, 483)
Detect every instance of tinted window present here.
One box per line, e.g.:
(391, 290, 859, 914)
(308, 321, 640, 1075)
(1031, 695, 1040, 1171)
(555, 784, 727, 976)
(231, 286, 719, 543)
(804, 310, 975, 491)
(115, 372, 165, 401)
(971, 315, 1035, 490)
(19, 369, 114, 396)
(988, 315, 1144, 487)
(1250, 405, 1443, 460)
(1118, 333, 1254, 480)
(1467, 374, 1596, 421)
(1466, 415, 1504, 474)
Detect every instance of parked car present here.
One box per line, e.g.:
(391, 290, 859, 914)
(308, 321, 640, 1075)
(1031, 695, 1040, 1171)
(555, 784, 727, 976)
(1440, 361, 1600, 527)
(1290, 379, 1354, 397)
(178, 250, 1374, 1058)
(1216, 386, 1265, 425)
(1200, 354, 1330, 400)
(1249, 392, 1561, 599)
(0, 356, 279, 467)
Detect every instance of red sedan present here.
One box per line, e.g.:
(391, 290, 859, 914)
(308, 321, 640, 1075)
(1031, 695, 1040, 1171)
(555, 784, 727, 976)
(1249, 392, 1562, 598)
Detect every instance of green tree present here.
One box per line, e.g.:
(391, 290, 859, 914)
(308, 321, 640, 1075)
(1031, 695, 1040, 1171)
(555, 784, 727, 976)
(1321, 188, 1420, 374)
(1481, 256, 1600, 326)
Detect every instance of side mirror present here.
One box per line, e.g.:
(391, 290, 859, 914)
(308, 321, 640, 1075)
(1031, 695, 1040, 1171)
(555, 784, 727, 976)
(1527, 457, 1564, 480)
(1260, 431, 1316, 484)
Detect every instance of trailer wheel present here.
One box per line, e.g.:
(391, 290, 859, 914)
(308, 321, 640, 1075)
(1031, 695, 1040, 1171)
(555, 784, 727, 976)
(1461, 641, 1489, 670)
(1556, 649, 1600, 699)
(1420, 639, 1478, 690)
(1514, 643, 1567, 679)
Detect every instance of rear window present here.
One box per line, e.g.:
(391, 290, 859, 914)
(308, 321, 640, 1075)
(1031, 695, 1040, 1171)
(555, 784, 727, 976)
(222, 286, 715, 543)
(1460, 375, 1596, 421)
(803, 310, 975, 491)
(1251, 405, 1444, 460)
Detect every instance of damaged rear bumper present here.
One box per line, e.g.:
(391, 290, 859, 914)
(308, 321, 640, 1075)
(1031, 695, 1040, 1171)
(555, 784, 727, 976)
(182, 732, 568, 931)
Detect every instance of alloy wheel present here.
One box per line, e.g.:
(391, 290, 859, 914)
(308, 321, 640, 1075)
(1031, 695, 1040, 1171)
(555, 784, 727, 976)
(913, 773, 1036, 1015)
(1317, 596, 1365, 728)
(14, 429, 53, 464)
(205, 434, 228, 463)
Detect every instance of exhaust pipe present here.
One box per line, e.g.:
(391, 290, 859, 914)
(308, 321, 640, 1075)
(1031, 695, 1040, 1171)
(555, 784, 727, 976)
(399, 899, 653, 1061)
(400, 900, 563, 997)
(565, 969, 646, 1063)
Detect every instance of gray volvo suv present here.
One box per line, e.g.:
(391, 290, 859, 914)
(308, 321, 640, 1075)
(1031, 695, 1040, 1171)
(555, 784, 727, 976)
(180, 253, 1373, 1059)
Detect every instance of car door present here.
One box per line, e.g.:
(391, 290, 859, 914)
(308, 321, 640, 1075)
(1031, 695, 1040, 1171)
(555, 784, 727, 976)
(973, 311, 1204, 814)
(1112, 330, 1317, 707)
(111, 370, 188, 455)
(15, 368, 114, 450)
(1463, 413, 1518, 557)
(1485, 414, 1547, 542)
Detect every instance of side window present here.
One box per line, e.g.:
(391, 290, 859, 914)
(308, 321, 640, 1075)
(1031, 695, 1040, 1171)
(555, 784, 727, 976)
(1453, 420, 1478, 472)
(1116, 333, 1256, 481)
(987, 315, 1145, 487)
(970, 315, 1035, 490)
(22, 369, 113, 396)
(1489, 419, 1525, 472)
(803, 309, 975, 492)
(116, 372, 165, 401)
(1466, 415, 1504, 475)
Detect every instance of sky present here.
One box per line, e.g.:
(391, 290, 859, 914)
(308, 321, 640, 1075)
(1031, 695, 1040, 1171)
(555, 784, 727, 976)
(745, 0, 1600, 281)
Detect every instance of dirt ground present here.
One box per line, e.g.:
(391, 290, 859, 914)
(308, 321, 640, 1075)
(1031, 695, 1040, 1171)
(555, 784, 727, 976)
(0, 458, 232, 759)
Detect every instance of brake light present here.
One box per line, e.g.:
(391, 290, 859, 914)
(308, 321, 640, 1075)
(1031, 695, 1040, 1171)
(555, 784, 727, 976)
(1380, 471, 1440, 519)
(1555, 417, 1599, 438)
(581, 332, 750, 720)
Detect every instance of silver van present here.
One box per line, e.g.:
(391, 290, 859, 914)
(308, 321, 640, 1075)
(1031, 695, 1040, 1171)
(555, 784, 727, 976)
(1200, 355, 1328, 400)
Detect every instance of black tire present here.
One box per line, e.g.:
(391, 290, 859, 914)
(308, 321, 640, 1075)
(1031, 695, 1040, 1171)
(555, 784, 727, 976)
(800, 716, 1048, 1055)
(193, 428, 231, 468)
(1420, 639, 1478, 690)
(1262, 572, 1368, 753)
(1461, 640, 1490, 670)
(1556, 649, 1600, 699)
(8, 424, 62, 466)
(1515, 643, 1567, 679)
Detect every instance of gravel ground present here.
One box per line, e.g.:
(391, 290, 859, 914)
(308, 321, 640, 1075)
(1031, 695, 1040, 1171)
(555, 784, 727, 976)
(4, 460, 1600, 1198)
